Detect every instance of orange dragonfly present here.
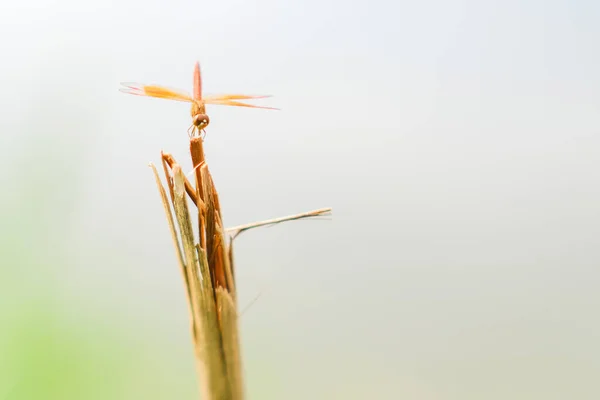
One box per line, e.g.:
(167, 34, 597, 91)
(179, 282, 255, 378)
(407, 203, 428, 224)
(120, 61, 277, 136)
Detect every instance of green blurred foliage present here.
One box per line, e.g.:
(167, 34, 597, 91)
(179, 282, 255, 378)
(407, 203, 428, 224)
(0, 126, 197, 399)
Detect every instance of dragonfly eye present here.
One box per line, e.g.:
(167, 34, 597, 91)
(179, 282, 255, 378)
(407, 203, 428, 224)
(194, 114, 210, 129)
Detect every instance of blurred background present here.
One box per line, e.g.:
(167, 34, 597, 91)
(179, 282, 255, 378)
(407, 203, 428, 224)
(1, 0, 599, 399)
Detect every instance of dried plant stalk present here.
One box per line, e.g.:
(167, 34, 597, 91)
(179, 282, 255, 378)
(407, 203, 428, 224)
(150, 138, 331, 400)
(153, 154, 235, 400)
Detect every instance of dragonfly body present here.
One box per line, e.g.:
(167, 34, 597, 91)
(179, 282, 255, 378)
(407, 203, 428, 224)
(120, 62, 277, 136)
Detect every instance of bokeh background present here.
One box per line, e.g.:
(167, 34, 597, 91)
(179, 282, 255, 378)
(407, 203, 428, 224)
(1, 0, 599, 399)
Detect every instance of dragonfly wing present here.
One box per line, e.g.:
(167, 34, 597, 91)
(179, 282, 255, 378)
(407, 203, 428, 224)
(203, 94, 273, 101)
(204, 95, 278, 110)
(205, 100, 279, 110)
(120, 83, 193, 103)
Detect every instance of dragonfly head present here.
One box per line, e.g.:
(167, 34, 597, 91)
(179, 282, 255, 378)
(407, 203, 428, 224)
(193, 113, 210, 131)
(190, 101, 209, 133)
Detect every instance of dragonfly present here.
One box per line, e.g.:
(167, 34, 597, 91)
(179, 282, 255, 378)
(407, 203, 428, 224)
(120, 61, 277, 136)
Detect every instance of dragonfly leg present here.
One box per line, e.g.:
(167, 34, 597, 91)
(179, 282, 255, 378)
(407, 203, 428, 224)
(187, 124, 196, 138)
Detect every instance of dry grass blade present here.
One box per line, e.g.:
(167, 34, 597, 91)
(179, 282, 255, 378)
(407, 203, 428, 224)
(151, 135, 331, 400)
(149, 163, 192, 317)
(227, 207, 333, 239)
(155, 157, 232, 400)
(152, 149, 332, 400)
(162, 152, 199, 206)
